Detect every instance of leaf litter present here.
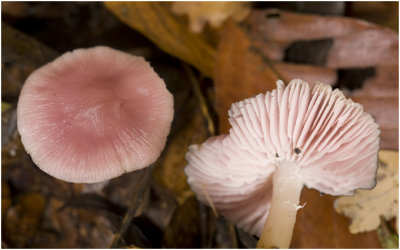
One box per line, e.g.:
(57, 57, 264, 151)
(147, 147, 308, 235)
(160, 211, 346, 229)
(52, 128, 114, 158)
(2, 2, 398, 248)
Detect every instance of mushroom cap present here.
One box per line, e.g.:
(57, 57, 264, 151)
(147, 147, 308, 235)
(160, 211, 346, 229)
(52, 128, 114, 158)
(17, 46, 174, 183)
(185, 79, 380, 236)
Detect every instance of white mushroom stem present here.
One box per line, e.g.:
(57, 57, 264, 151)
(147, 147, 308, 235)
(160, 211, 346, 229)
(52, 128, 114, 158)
(257, 161, 304, 249)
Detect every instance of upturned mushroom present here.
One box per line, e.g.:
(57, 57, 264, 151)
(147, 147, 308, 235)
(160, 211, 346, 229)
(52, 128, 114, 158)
(17, 46, 174, 183)
(185, 79, 380, 248)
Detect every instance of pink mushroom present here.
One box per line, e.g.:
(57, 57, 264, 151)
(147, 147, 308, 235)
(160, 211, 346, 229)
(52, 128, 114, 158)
(185, 79, 380, 248)
(17, 46, 174, 183)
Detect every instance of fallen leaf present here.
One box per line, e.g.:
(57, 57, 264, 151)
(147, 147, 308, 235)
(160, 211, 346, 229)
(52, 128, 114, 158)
(246, 8, 398, 68)
(104, 2, 215, 77)
(334, 150, 399, 234)
(214, 20, 280, 133)
(274, 62, 337, 86)
(347, 2, 398, 32)
(242, 9, 398, 149)
(153, 95, 208, 204)
(171, 2, 250, 33)
(292, 188, 381, 248)
(327, 28, 398, 68)
(247, 8, 395, 45)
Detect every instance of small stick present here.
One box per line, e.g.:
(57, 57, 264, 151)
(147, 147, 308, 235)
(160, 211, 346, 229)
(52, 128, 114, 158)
(201, 183, 219, 217)
(182, 64, 215, 136)
(109, 166, 153, 248)
(228, 222, 238, 248)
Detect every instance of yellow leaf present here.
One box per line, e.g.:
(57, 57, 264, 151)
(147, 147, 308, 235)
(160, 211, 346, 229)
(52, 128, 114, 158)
(334, 150, 399, 234)
(104, 2, 215, 77)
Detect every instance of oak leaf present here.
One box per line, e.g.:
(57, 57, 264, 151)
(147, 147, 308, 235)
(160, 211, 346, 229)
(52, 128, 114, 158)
(334, 150, 399, 234)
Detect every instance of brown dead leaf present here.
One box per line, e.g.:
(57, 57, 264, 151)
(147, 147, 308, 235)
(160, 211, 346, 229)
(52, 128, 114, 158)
(153, 96, 208, 205)
(327, 29, 398, 68)
(215, 10, 397, 136)
(292, 188, 381, 248)
(104, 2, 215, 77)
(275, 62, 337, 86)
(171, 2, 250, 33)
(347, 2, 398, 32)
(241, 9, 398, 149)
(334, 150, 399, 234)
(214, 20, 280, 133)
(248, 9, 393, 44)
(246, 9, 398, 68)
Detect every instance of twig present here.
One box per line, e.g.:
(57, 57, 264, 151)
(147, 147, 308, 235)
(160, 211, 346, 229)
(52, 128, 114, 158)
(201, 183, 219, 217)
(228, 222, 238, 248)
(182, 64, 216, 136)
(109, 165, 153, 248)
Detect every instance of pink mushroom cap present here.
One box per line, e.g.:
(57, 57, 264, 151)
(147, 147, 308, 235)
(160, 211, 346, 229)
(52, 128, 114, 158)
(185, 79, 380, 236)
(17, 46, 174, 183)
